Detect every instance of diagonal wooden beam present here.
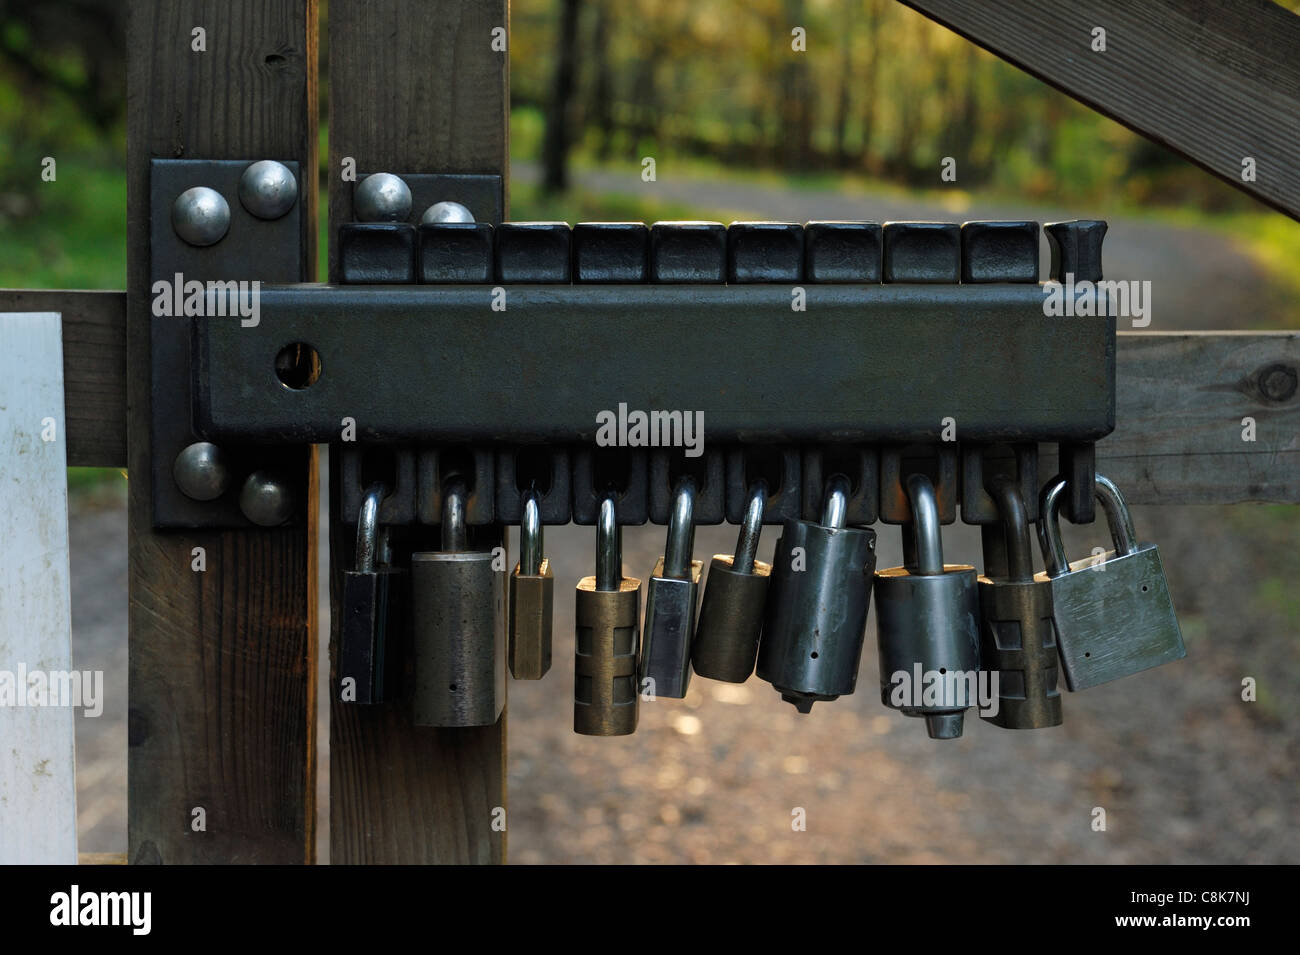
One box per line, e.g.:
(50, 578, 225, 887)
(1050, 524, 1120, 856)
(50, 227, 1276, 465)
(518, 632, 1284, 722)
(898, 0, 1300, 220)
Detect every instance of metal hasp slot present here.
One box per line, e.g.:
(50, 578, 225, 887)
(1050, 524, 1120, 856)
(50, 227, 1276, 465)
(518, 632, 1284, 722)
(193, 283, 1115, 444)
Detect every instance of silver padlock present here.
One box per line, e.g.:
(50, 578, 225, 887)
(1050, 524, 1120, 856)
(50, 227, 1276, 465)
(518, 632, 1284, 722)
(1036, 473, 1184, 691)
(640, 476, 703, 699)
(411, 477, 506, 726)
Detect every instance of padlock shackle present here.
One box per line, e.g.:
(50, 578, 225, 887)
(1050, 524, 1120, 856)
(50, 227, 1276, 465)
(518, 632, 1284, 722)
(988, 476, 1034, 583)
(733, 479, 768, 574)
(821, 473, 851, 529)
(663, 475, 697, 580)
(904, 473, 944, 576)
(595, 492, 621, 592)
(441, 477, 468, 552)
(520, 488, 543, 576)
(355, 482, 389, 573)
(1038, 472, 1140, 577)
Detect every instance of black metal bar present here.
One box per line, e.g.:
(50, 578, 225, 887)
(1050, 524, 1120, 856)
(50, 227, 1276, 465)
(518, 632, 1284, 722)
(194, 283, 1115, 445)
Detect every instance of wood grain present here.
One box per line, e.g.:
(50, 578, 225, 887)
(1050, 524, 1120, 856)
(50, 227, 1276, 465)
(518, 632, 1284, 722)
(0, 290, 125, 468)
(1095, 331, 1300, 504)
(125, 0, 318, 864)
(899, 0, 1300, 220)
(327, 0, 509, 865)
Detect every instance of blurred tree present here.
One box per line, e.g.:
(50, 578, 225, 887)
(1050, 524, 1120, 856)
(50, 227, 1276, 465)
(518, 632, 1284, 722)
(542, 0, 582, 192)
(0, 0, 126, 130)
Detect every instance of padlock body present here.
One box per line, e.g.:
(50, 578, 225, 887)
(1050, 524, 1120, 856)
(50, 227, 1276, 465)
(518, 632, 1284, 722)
(977, 576, 1062, 729)
(692, 555, 771, 683)
(874, 564, 981, 719)
(575, 576, 641, 736)
(1037, 542, 1183, 691)
(508, 559, 554, 680)
(340, 567, 406, 704)
(758, 520, 876, 709)
(411, 550, 506, 727)
(640, 557, 703, 699)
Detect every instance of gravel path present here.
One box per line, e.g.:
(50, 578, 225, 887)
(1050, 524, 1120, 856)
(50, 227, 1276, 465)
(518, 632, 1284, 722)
(67, 172, 1299, 862)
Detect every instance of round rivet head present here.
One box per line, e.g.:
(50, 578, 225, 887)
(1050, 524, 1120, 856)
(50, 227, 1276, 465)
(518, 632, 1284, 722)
(172, 442, 231, 501)
(238, 160, 298, 219)
(421, 200, 475, 224)
(171, 186, 231, 247)
(354, 172, 412, 222)
(239, 471, 296, 527)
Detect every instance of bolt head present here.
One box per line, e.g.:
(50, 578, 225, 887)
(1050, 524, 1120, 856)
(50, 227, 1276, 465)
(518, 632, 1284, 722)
(354, 173, 412, 222)
(172, 442, 231, 501)
(239, 471, 296, 527)
(421, 200, 475, 224)
(171, 186, 231, 246)
(239, 160, 298, 219)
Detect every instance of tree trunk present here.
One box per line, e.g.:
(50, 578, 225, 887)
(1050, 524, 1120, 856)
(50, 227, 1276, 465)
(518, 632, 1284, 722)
(542, 0, 583, 193)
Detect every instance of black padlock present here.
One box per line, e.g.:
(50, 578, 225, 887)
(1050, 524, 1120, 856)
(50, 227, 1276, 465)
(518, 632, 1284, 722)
(692, 480, 771, 683)
(339, 482, 405, 704)
(874, 473, 981, 739)
(977, 477, 1062, 730)
(757, 475, 877, 712)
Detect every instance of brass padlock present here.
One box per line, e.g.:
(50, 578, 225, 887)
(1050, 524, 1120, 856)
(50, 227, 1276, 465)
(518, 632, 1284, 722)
(574, 493, 641, 736)
(508, 489, 554, 680)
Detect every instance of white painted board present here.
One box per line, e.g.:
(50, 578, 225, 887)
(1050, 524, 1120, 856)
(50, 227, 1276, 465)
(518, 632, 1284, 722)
(0, 312, 78, 864)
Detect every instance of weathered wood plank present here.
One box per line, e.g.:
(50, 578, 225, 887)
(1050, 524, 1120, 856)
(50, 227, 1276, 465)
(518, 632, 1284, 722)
(0, 312, 78, 864)
(1092, 331, 1300, 504)
(126, 0, 318, 864)
(898, 0, 1300, 220)
(0, 290, 125, 469)
(328, 0, 509, 865)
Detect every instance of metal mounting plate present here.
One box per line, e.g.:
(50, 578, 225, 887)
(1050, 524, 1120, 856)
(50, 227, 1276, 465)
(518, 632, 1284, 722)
(150, 159, 308, 528)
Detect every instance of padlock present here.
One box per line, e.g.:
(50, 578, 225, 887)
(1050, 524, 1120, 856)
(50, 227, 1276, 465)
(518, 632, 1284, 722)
(692, 480, 771, 683)
(574, 493, 641, 736)
(339, 482, 405, 704)
(875, 473, 981, 739)
(508, 489, 554, 680)
(1036, 473, 1185, 691)
(977, 478, 1062, 729)
(758, 474, 877, 713)
(410, 477, 506, 727)
(640, 476, 704, 699)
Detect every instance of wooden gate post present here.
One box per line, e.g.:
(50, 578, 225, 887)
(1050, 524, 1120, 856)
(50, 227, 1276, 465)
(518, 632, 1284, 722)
(326, 0, 510, 864)
(125, 0, 319, 864)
